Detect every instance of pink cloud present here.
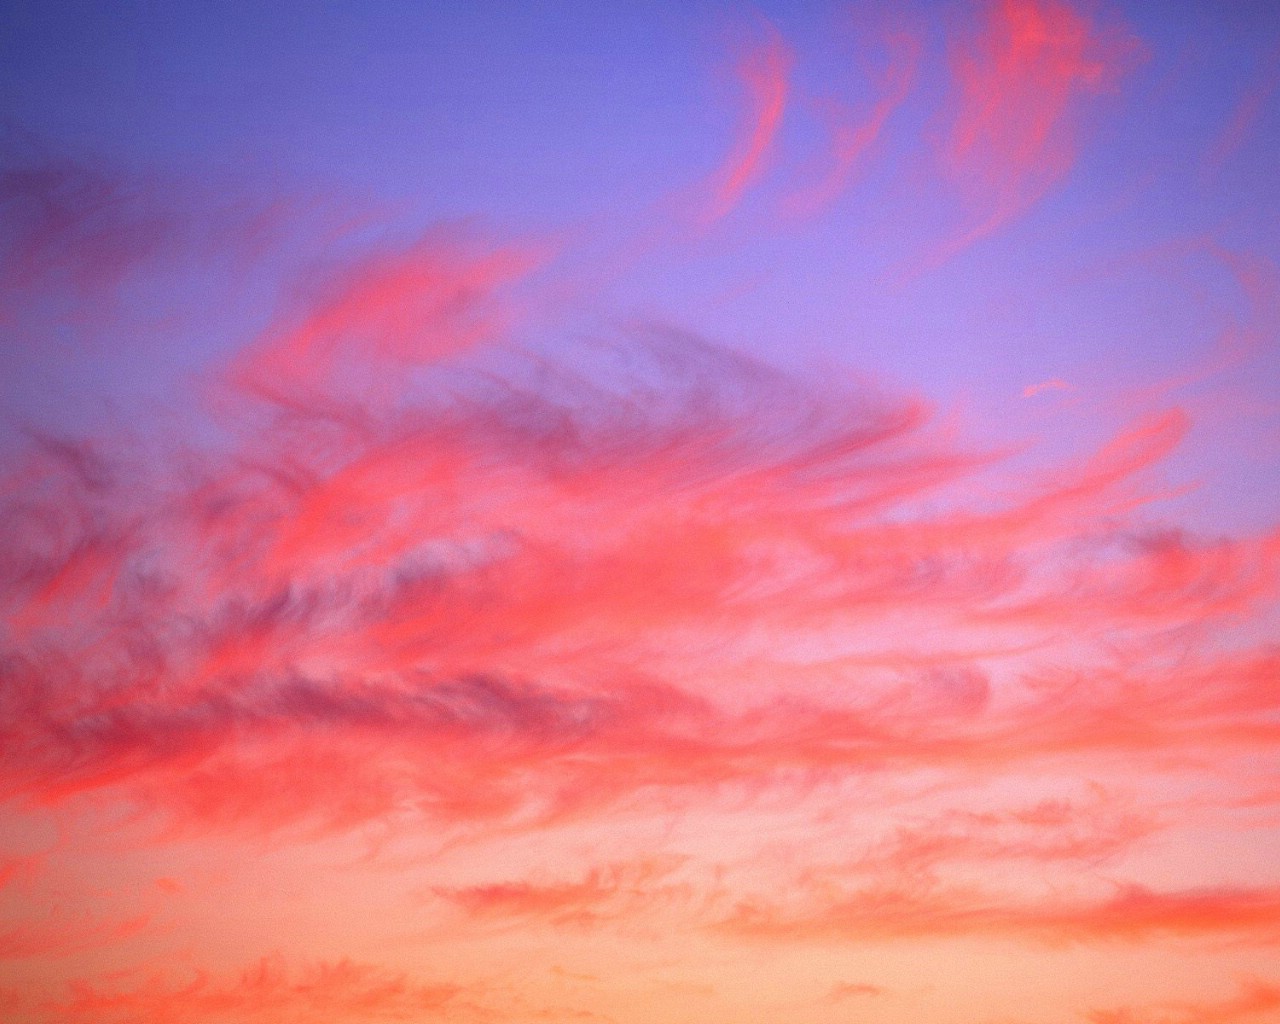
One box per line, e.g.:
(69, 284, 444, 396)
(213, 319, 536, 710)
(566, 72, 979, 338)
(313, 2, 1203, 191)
(0, 9, 1278, 1020)
(699, 23, 792, 226)
(781, 27, 921, 220)
(928, 0, 1140, 263)
(1202, 44, 1280, 179)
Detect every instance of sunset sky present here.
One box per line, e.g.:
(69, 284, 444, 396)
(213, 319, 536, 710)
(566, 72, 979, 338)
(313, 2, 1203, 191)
(2, 1, 1280, 1022)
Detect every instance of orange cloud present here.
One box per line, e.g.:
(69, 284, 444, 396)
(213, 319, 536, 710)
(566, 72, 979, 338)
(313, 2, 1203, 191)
(53, 957, 468, 1024)
(0, 910, 150, 960)
(433, 857, 691, 930)
(825, 980, 885, 1001)
(720, 881, 1280, 946)
(1086, 978, 1280, 1024)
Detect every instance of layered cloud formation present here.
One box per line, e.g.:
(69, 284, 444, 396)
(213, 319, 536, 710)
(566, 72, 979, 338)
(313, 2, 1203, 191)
(1, 1, 1279, 1022)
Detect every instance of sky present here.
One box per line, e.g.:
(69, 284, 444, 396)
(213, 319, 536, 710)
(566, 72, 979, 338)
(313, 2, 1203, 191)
(1, 1, 1279, 1022)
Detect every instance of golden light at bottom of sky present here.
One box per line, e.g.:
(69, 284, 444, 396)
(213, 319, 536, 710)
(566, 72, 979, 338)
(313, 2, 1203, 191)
(1, 0, 1279, 1022)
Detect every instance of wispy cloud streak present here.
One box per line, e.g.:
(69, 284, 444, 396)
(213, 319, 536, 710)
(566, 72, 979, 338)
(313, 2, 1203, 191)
(1, 2, 1278, 1021)
(700, 23, 792, 226)
(929, 0, 1139, 260)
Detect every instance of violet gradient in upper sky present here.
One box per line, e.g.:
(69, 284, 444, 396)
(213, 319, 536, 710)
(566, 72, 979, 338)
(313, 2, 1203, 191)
(2, 2, 1280, 1022)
